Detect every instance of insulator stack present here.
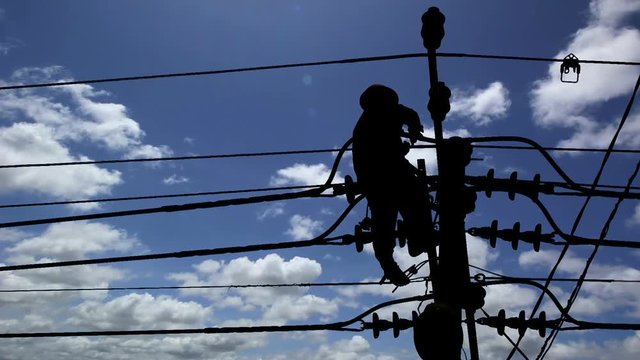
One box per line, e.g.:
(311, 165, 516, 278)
(363, 312, 413, 338)
(468, 220, 554, 252)
(477, 309, 556, 337)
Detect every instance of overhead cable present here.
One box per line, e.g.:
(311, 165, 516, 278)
(505, 73, 640, 360)
(0, 184, 324, 209)
(0, 138, 352, 229)
(0, 148, 342, 169)
(536, 74, 640, 360)
(540, 161, 640, 359)
(0, 295, 430, 338)
(1, 143, 639, 171)
(3, 177, 640, 211)
(0, 195, 363, 272)
(0, 277, 428, 293)
(1, 52, 638, 91)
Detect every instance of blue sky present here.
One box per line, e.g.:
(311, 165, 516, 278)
(0, 1, 639, 359)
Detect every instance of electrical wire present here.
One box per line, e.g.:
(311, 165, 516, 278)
(1, 52, 637, 92)
(468, 136, 596, 195)
(472, 266, 640, 333)
(0, 148, 343, 169)
(3, 176, 639, 210)
(469, 144, 640, 155)
(479, 308, 530, 360)
(0, 189, 335, 229)
(535, 74, 640, 360)
(469, 265, 640, 284)
(469, 196, 640, 249)
(436, 52, 640, 66)
(0, 277, 428, 294)
(2, 143, 639, 170)
(0, 137, 352, 229)
(0, 294, 430, 338)
(0, 194, 363, 272)
(0, 184, 325, 209)
(539, 160, 640, 360)
(466, 174, 640, 201)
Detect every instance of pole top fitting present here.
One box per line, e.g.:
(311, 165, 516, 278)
(421, 7, 446, 51)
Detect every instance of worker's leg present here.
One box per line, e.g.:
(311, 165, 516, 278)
(369, 197, 409, 286)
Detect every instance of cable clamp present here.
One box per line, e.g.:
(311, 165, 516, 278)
(560, 53, 580, 83)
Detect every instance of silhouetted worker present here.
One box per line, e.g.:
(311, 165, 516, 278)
(352, 84, 433, 287)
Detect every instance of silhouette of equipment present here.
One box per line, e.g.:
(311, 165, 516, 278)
(469, 221, 553, 252)
(413, 303, 463, 360)
(478, 309, 557, 338)
(363, 312, 414, 339)
(351, 83, 436, 288)
(560, 53, 580, 83)
(418, 6, 482, 360)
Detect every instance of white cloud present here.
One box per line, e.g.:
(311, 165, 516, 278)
(0, 122, 122, 205)
(590, 0, 640, 25)
(0, 263, 125, 306)
(0, 228, 31, 242)
(467, 234, 499, 269)
(257, 202, 286, 220)
(406, 125, 470, 174)
(0, 221, 138, 308)
(519, 248, 640, 317)
(68, 293, 212, 330)
(0, 66, 172, 207)
(0, 333, 266, 360)
(309, 335, 396, 360)
(285, 214, 323, 240)
(0, 38, 22, 56)
(449, 82, 511, 125)
(544, 331, 640, 360)
(168, 254, 324, 315)
(530, 0, 640, 147)
(7, 221, 139, 261)
(163, 174, 190, 185)
(270, 163, 343, 186)
(628, 203, 640, 226)
(557, 112, 640, 150)
(262, 294, 338, 322)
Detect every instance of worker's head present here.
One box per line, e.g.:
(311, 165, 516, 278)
(359, 84, 399, 111)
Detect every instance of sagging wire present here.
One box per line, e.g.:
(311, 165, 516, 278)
(0, 138, 353, 229)
(0, 294, 431, 338)
(0, 194, 364, 272)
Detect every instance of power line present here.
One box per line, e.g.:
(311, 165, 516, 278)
(0, 277, 428, 294)
(481, 195, 640, 249)
(1, 52, 637, 91)
(470, 144, 640, 154)
(0, 188, 333, 229)
(0, 53, 426, 91)
(437, 52, 640, 66)
(479, 308, 530, 360)
(536, 74, 640, 360)
(0, 195, 363, 272)
(1, 141, 639, 172)
(0, 184, 324, 209)
(0, 295, 430, 338)
(469, 265, 640, 284)
(509, 73, 640, 360)
(3, 173, 640, 211)
(0, 148, 342, 169)
(3, 176, 640, 211)
(0, 138, 351, 229)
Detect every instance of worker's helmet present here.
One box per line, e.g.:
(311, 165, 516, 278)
(359, 84, 399, 111)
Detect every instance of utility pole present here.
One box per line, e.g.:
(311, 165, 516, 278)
(413, 7, 483, 360)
